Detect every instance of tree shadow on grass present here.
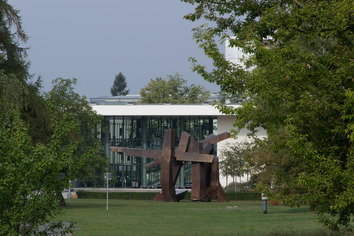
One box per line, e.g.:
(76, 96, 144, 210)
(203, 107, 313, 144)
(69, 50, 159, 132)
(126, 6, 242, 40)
(63, 199, 126, 209)
(268, 228, 350, 236)
(268, 206, 312, 214)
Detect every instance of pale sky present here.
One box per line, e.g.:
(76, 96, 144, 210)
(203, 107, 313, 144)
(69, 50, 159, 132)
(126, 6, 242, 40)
(8, 0, 222, 99)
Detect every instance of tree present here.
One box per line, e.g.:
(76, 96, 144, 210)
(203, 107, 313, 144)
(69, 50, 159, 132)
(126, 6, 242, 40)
(0, 75, 106, 234)
(246, 129, 310, 198)
(46, 78, 107, 186)
(110, 72, 129, 96)
(0, 1, 50, 145)
(219, 142, 249, 192)
(0, 73, 74, 235)
(0, 0, 28, 81)
(140, 73, 210, 104)
(0, 2, 106, 233)
(183, 0, 353, 231)
(217, 90, 245, 104)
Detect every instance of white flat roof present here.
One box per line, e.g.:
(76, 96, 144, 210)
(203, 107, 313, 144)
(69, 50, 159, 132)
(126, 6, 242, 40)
(91, 104, 239, 116)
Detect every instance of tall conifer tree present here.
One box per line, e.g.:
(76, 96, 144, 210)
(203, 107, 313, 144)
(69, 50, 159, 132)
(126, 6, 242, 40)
(0, 0, 28, 81)
(110, 72, 130, 96)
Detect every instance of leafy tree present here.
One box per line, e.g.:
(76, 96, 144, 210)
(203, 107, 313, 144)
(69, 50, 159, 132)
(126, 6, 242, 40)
(0, 2, 107, 233)
(246, 129, 310, 198)
(140, 73, 210, 104)
(110, 72, 129, 96)
(217, 90, 244, 104)
(219, 142, 249, 192)
(0, 75, 107, 234)
(46, 78, 107, 185)
(0, 73, 74, 235)
(183, 0, 353, 231)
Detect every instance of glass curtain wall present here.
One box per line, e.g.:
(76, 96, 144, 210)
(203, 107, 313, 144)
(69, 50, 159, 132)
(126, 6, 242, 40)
(100, 115, 216, 188)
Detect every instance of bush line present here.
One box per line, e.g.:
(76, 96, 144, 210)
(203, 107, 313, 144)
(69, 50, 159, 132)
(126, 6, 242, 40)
(77, 191, 261, 201)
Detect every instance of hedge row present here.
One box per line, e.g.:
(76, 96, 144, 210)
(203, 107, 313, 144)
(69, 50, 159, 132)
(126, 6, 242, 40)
(77, 191, 157, 200)
(77, 190, 261, 201)
(225, 192, 261, 201)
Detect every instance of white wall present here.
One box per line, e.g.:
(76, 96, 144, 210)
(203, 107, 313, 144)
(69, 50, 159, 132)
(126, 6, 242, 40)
(92, 104, 237, 116)
(217, 115, 267, 187)
(225, 37, 255, 72)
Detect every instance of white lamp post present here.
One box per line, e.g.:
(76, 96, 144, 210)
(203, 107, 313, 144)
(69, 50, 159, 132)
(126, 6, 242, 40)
(105, 173, 111, 210)
(262, 193, 268, 214)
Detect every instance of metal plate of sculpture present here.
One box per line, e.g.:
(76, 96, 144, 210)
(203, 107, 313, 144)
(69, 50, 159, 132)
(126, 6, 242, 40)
(110, 129, 229, 202)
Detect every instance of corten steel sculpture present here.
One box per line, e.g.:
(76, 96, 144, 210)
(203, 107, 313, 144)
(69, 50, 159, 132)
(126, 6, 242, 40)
(110, 129, 229, 202)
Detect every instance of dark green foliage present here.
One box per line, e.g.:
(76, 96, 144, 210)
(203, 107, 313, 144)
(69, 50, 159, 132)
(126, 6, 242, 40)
(21, 77, 52, 144)
(0, 76, 106, 234)
(110, 72, 129, 96)
(77, 191, 160, 200)
(0, 1, 50, 144)
(140, 73, 210, 104)
(0, 74, 74, 234)
(0, 75, 106, 234)
(46, 78, 108, 183)
(0, 0, 28, 81)
(225, 192, 261, 201)
(217, 90, 245, 104)
(76, 190, 261, 201)
(182, 0, 353, 231)
(0, 2, 107, 234)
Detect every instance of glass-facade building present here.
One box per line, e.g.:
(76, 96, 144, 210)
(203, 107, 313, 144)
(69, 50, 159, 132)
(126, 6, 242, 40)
(102, 115, 217, 188)
(79, 97, 238, 189)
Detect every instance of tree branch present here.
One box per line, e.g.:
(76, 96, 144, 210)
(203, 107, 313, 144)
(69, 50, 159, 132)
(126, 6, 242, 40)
(292, 0, 304, 8)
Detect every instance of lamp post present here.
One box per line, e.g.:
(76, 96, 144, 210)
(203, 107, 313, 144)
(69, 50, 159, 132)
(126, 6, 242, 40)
(68, 180, 71, 208)
(262, 193, 268, 214)
(105, 173, 111, 210)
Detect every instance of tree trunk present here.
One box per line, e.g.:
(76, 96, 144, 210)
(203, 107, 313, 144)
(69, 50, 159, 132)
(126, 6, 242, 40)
(239, 176, 242, 192)
(246, 172, 249, 191)
(59, 190, 67, 206)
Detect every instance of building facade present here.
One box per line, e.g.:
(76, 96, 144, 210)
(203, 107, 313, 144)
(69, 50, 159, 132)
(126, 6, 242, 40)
(88, 101, 241, 188)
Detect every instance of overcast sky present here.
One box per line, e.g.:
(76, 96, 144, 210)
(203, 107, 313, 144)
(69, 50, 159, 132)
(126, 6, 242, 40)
(8, 0, 222, 99)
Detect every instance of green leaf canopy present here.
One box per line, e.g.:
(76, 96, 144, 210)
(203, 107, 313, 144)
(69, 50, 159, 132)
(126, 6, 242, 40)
(182, 0, 353, 231)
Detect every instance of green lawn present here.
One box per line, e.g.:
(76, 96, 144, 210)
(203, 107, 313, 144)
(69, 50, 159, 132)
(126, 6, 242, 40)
(56, 199, 346, 236)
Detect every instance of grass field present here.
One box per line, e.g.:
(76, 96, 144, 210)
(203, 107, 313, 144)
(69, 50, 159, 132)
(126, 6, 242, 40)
(57, 199, 347, 236)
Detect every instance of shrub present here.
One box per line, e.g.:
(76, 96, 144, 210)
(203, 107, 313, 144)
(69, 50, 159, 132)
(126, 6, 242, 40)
(77, 190, 260, 201)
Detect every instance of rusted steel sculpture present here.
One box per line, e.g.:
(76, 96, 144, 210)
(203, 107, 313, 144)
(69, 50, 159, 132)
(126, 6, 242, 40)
(110, 129, 229, 202)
